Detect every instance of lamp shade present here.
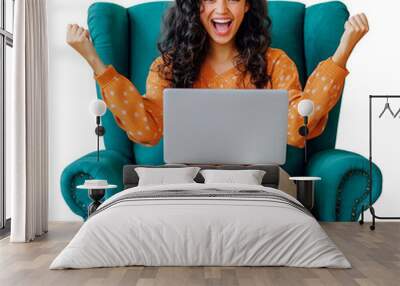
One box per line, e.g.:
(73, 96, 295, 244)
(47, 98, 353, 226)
(297, 99, 314, 117)
(89, 99, 107, 117)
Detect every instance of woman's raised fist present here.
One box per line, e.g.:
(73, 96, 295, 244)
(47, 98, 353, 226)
(66, 24, 96, 61)
(340, 13, 369, 53)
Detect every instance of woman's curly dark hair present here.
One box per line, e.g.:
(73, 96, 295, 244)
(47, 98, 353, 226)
(157, 0, 272, 89)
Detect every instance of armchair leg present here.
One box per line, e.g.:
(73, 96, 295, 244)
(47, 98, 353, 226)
(359, 205, 364, 225)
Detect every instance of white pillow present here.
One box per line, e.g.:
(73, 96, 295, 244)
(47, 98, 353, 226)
(135, 167, 201, 186)
(200, 169, 266, 185)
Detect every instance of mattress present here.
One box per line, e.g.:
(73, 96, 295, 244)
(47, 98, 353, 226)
(50, 183, 350, 269)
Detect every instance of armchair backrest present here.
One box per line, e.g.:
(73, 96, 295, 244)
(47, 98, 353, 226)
(88, 1, 349, 176)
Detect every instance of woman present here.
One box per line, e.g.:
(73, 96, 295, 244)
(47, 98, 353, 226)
(66, 0, 368, 148)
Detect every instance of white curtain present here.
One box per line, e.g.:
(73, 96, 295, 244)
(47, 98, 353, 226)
(10, 0, 49, 242)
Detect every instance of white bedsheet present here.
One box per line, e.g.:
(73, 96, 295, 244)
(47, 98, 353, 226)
(50, 183, 351, 269)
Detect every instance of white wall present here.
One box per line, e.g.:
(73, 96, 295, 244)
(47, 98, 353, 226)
(48, 0, 400, 221)
(47, 0, 153, 221)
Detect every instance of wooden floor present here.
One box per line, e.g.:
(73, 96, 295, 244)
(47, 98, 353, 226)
(0, 222, 399, 286)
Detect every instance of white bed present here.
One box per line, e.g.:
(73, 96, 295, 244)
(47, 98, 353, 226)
(50, 183, 351, 269)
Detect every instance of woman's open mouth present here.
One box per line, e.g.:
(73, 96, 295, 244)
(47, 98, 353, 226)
(211, 18, 233, 36)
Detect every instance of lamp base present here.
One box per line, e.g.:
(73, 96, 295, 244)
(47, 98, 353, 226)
(298, 125, 308, 137)
(95, 125, 105, 136)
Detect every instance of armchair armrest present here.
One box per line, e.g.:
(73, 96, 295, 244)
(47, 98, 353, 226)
(60, 150, 131, 220)
(306, 149, 382, 221)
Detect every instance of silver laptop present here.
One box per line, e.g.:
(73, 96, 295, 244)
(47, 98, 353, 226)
(163, 88, 288, 165)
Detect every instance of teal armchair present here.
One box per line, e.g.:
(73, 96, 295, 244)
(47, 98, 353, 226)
(60, 1, 382, 221)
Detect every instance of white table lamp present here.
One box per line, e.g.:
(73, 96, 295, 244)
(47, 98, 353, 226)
(89, 99, 107, 162)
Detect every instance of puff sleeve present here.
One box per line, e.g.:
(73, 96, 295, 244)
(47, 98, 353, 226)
(270, 50, 349, 148)
(94, 57, 170, 146)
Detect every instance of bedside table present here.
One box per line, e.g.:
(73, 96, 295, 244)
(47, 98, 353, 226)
(289, 177, 321, 210)
(77, 180, 117, 217)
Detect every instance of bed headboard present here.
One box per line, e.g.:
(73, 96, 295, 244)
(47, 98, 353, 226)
(123, 164, 280, 189)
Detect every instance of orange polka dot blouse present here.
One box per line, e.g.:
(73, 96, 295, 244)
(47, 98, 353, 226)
(95, 47, 349, 148)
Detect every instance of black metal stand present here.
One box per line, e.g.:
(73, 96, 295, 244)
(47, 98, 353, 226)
(94, 116, 105, 162)
(87, 188, 105, 216)
(360, 95, 400, 230)
(298, 116, 309, 164)
(295, 180, 315, 210)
